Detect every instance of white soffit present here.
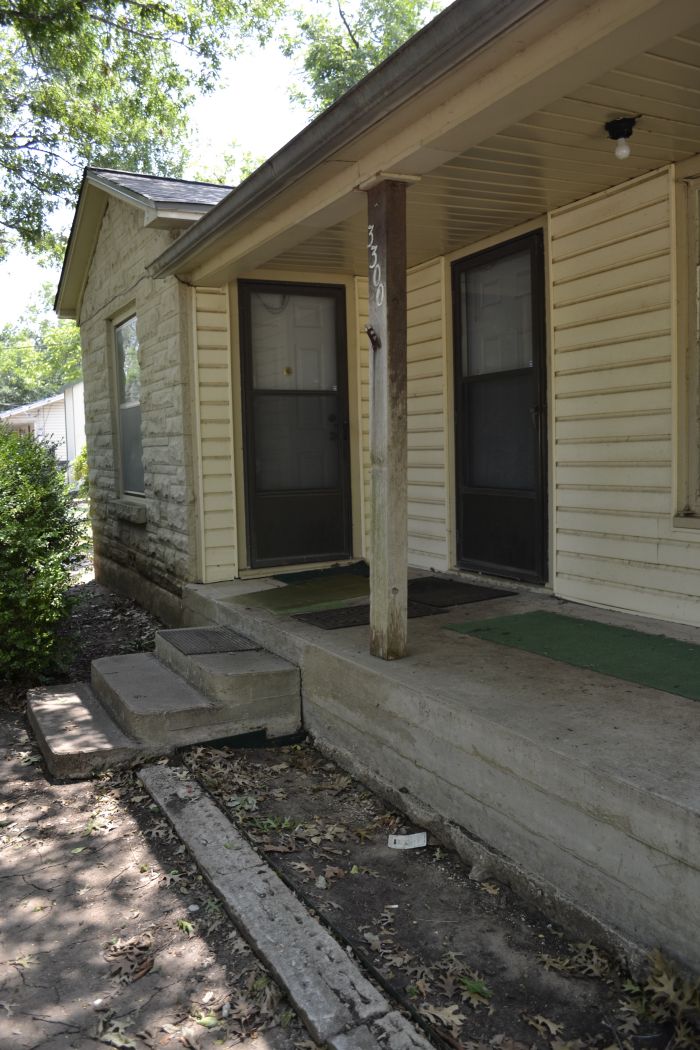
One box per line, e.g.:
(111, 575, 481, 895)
(255, 21, 700, 274)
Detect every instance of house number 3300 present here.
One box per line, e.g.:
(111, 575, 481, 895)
(367, 224, 385, 307)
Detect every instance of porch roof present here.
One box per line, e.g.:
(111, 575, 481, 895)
(151, 0, 700, 284)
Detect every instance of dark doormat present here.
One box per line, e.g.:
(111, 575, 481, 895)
(294, 600, 438, 630)
(408, 577, 516, 607)
(273, 561, 370, 584)
(447, 610, 700, 701)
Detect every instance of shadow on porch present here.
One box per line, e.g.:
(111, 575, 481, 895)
(182, 573, 700, 974)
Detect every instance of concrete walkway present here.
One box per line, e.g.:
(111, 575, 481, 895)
(0, 713, 311, 1050)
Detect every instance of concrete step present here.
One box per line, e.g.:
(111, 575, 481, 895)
(92, 653, 215, 745)
(27, 682, 166, 779)
(92, 648, 301, 746)
(155, 628, 301, 738)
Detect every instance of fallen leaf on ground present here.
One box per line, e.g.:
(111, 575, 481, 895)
(419, 1002, 467, 1035)
(523, 1013, 564, 1037)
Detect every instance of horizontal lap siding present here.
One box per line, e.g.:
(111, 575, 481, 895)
(194, 287, 237, 582)
(356, 261, 449, 571)
(551, 169, 700, 625)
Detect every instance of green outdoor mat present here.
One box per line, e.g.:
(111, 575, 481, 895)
(226, 573, 370, 615)
(447, 610, 700, 701)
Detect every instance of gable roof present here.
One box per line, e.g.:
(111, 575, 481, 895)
(1, 391, 64, 419)
(55, 168, 233, 320)
(88, 168, 232, 209)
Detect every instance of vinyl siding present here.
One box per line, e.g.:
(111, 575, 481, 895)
(550, 168, 700, 626)
(356, 259, 450, 571)
(36, 400, 68, 459)
(193, 287, 237, 582)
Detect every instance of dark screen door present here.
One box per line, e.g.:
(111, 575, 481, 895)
(453, 231, 547, 582)
(240, 281, 352, 567)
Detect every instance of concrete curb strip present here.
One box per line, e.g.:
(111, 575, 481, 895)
(138, 764, 434, 1049)
(329, 1012, 438, 1049)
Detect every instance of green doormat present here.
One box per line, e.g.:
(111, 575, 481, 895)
(447, 611, 700, 701)
(226, 573, 370, 615)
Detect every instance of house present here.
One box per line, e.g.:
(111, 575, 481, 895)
(0, 381, 85, 468)
(63, 380, 86, 479)
(54, 0, 700, 969)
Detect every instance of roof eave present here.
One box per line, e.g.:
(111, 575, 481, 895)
(144, 204, 217, 229)
(54, 176, 107, 320)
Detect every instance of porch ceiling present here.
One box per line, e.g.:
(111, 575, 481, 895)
(264, 24, 700, 274)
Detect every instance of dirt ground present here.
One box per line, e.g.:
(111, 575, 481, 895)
(2, 569, 699, 1049)
(180, 743, 699, 1050)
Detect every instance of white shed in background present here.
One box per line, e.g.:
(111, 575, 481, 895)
(0, 381, 85, 468)
(63, 381, 86, 466)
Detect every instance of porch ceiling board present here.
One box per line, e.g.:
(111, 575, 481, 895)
(264, 25, 700, 275)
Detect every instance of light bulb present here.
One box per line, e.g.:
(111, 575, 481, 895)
(614, 137, 631, 160)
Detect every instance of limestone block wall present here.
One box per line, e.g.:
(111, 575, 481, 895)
(79, 199, 198, 617)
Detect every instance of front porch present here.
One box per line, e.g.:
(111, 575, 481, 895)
(181, 572, 700, 972)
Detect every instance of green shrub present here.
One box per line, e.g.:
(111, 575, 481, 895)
(72, 443, 89, 498)
(0, 426, 86, 682)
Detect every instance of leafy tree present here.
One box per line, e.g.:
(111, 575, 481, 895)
(0, 0, 283, 259)
(282, 0, 443, 113)
(0, 282, 81, 408)
(189, 140, 266, 186)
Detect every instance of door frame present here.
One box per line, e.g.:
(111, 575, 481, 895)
(238, 278, 353, 569)
(451, 228, 548, 583)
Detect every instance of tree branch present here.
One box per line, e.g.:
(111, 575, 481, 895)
(336, 1, 360, 49)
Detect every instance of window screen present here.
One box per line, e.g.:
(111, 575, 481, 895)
(115, 315, 144, 496)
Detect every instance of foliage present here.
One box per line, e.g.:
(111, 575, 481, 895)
(0, 426, 86, 681)
(0, 0, 283, 259)
(282, 0, 443, 113)
(0, 282, 81, 408)
(72, 444, 89, 498)
(189, 140, 266, 186)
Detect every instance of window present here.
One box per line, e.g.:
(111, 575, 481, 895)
(115, 315, 144, 496)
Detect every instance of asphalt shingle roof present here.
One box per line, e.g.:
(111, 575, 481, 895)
(89, 168, 233, 208)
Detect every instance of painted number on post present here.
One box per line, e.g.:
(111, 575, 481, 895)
(367, 224, 385, 307)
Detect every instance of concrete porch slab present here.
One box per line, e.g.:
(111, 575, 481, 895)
(182, 577, 700, 971)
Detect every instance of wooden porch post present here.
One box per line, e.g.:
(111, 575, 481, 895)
(366, 179, 408, 660)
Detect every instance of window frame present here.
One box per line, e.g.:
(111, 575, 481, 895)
(113, 311, 145, 498)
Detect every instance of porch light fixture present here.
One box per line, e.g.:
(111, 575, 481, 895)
(605, 116, 637, 160)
